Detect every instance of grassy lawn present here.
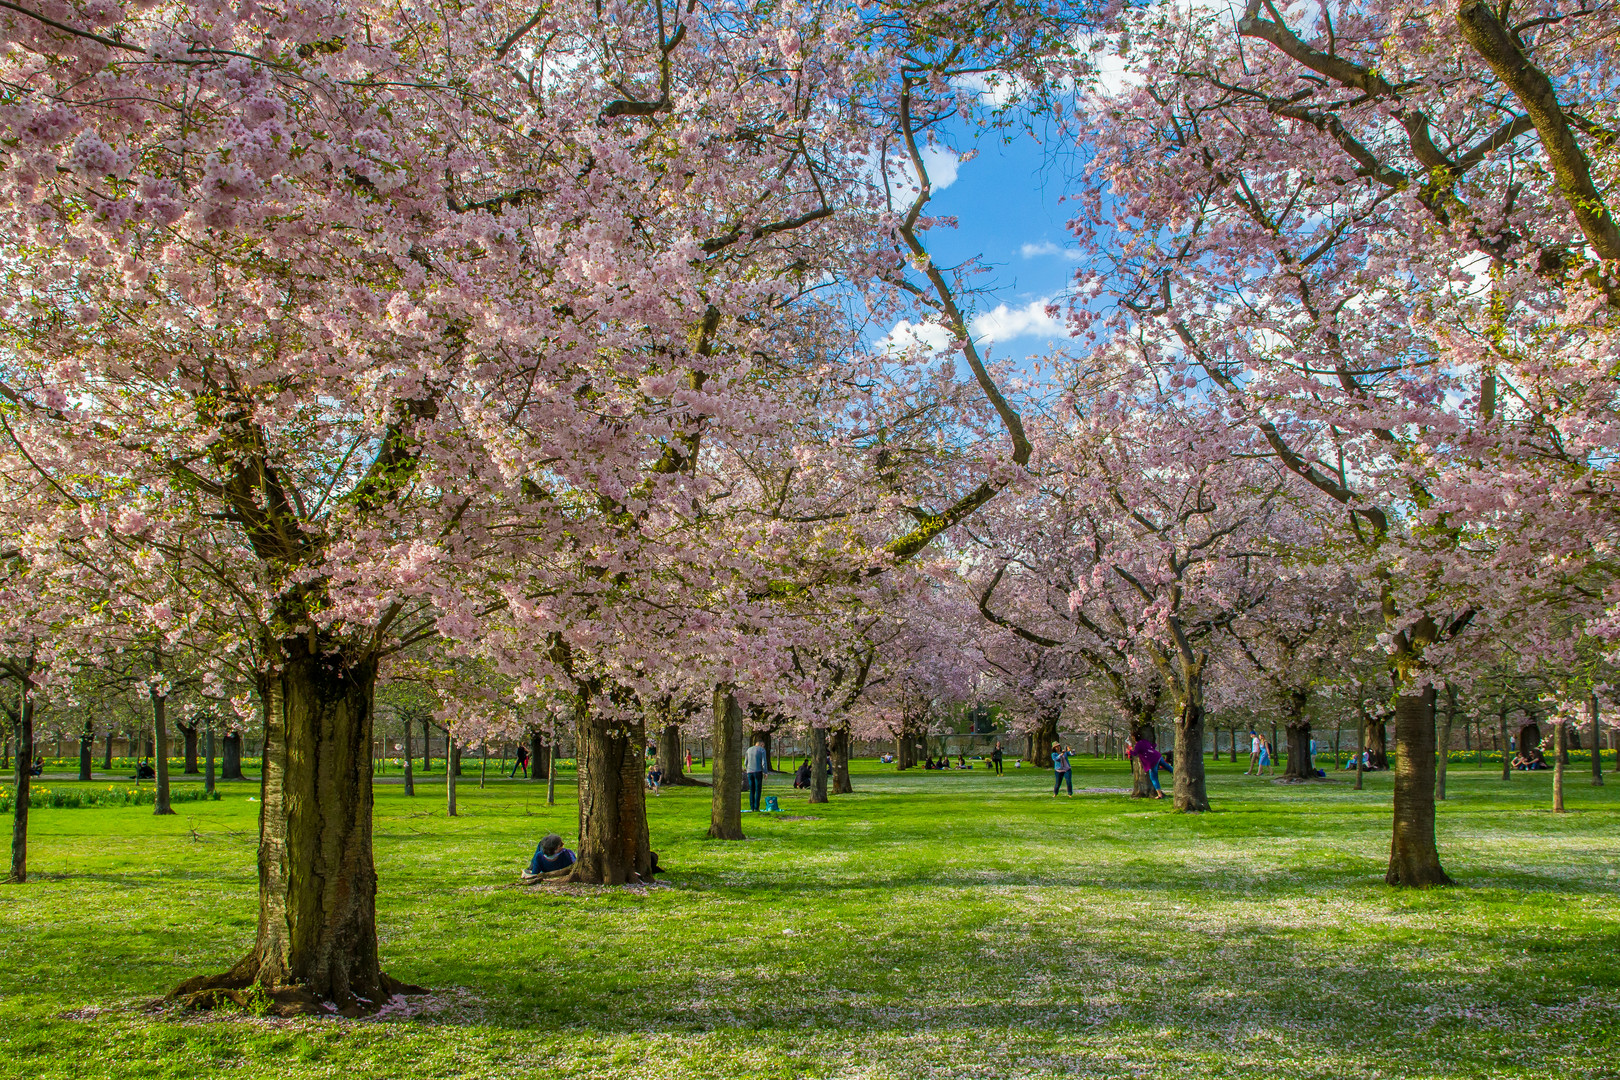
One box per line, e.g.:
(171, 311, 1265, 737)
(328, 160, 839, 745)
(0, 758, 1615, 1079)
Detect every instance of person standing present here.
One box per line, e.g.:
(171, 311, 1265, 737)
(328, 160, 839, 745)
(744, 737, 768, 813)
(510, 744, 530, 779)
(1257, 737, 1273, 777)
(1245, 730, 1262, 775)
(991, 742, 1004, 775)
(1051, 741, 1073, 797)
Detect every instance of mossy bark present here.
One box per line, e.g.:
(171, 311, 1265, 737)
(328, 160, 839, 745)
(169, 641, 421, 1016)
(571, 696, 654, 883)
(708, 687, 745, 840)
(1385, 687, 1452, 887)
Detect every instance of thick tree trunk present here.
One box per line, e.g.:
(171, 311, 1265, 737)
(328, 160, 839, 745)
(9, 686, 33, 883)
(1130, 739, 1154, 799)
(401, 716, 414, 797)
(204, 726, 216, 796)
(1386, 687, 1452, 887)
(1590, 694, 1604, 787)
(222, 732, 244, 780)
(572, 695, 654, 882)
(830, 725, 852, 794)
(1172, 697, 1210, 812)
(446, 739, 458, 817)
(79, 719, 93, 781)
(1435, 685, 1457, 801)
(894, 733, 908, 770)
(1281, 688, 1314, 781)
(102, 730, 113, 772)
(656, 722, 700, 786)
(1033, 710, 1061, 768)
(170, 643, 419, 1015)
(1553, 720, 1567, 812)
(1499, 704, 1511, 781)
(151, 689, 175, 816)
(708, 687, 745, 840)
(180, 722, 200, 775)
(809, 725, 829, 804)
(529, 729, 549, 782)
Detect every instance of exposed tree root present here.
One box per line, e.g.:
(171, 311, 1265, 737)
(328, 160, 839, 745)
(166, 966, 426, 1018)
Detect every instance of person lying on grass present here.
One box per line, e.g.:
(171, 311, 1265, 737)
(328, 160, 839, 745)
(522, 833, 577, 882)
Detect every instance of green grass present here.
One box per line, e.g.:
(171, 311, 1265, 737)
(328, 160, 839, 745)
(0, 758, 1616, 1079)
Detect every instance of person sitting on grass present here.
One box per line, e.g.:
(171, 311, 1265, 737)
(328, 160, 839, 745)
(793, 759, 812, 789)
(523, 833, 576, 882)
(957, 753, 968, 769)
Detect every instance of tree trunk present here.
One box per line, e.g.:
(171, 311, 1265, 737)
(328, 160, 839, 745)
(151, 688, 175, 816)
(546, 739, 557, 806)
(170, 643, 419, 1016)
(205, 726, 216, 796)
(1033, 710, 1060, 768)
(1499, 703, 1511, 781)
(402, 716, 414, 797)
(222, 732, 244, 780)
(1130, 740, 1154, 799)
(809, 725, 829, 804)
(1386, 687, 1452, 887)
(479, 750, 486, 789)
(894, 732, 908, 770)
(1354, 707, 1365, 791)
(1435, 685, 1457, 801)
(1282, 689, 1314, 781)
(830, 724, 852, 794)
(708, 686, 745, 840)
(572, 695, 654, 883)
(420, 718, 431, 774)
(1553, 719, 1567, 813)
(446, 739, 458, 817)
(1172, 696, 1210, 812)
(656, 722, 700, 786)
(79, 719, 93, 782)
(180, 722, 200, 775)
(530, 729, 549, 782)
(1590, 694, 1604, 787)
(9, 683, 33, 883)
(102, 730, 113, 771)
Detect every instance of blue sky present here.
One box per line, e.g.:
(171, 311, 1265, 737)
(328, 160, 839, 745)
(885, 121, 1094, 364)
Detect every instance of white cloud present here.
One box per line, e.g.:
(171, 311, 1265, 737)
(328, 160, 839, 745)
(1019, 240, 1083, 261)
(919, 144, 960, 190)
(970, 299, 1068, 345)
(879, 318, 954, 356)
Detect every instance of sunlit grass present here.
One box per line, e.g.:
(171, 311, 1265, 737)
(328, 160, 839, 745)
(0, 758, 1615, 1078)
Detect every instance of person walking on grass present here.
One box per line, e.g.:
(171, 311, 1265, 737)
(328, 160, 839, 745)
(1257, 737, 1273, 777)
(744, 737, 768, 813)
(991, 741, 1004, 775)
(510, 744, 529, 779)
(1245, 730, 1262, 775)
(1051, 741, 1073, 797)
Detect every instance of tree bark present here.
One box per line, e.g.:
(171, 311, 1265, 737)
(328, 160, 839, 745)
(708, 686, 745, 840)
(180, 722, 200, 775)
(9, 682, 33, 883)
(102, 729, 113, 772)
(1032, 709, 1061, 768)
(529, 728, 549, 782)
(446, 738, 458, 817)
(1281, 689, 1314, 781)
(546, 739, 557, 806)
(151, 687, 175, 816)
(170, 642, 419, 1016)
(1553, 719, 1567, 813)
(830, 724, 852, 794)
(204, 726, 216, 796)
(79, 719, 93, 781)
(1386, 687, 1452, 887)
(1368, 715, 1389, 769)
(222, 732, 244, 780)
(1172, 697, 1210, 812)
(572, 695, 655, 883)
(656, 722, 700, 785)
(1499, 703, 1511, 781)
(809, 725, 829, 804)
(420, 718, 431, 774)
(1354, 706, 1365, 791)
(401, 716, 414, 797)
(1590, 694, 1604, 787)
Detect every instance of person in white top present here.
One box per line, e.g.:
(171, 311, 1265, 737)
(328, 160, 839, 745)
(1245, 731, 1262, 775)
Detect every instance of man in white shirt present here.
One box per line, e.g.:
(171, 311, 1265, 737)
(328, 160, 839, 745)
(1245, 730, 1262, 775)
(744, 738, 768, 812)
